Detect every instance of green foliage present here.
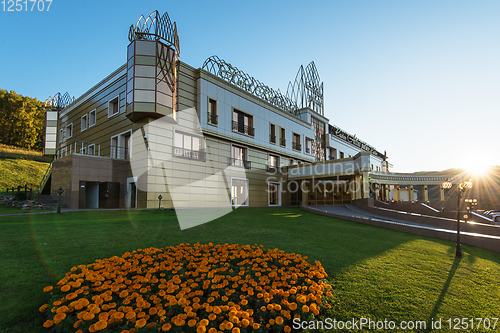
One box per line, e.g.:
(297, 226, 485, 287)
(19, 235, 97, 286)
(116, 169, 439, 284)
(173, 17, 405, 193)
(0, 89, 45, 151)
(13, 191, 27, 201)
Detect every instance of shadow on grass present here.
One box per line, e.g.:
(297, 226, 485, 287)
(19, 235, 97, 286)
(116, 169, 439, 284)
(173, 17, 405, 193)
(426, 256, 461, 330)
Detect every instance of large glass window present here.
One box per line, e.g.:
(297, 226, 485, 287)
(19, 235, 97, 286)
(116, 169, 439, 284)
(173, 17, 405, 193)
(230, 145, 250, 168)
(174, 132, 204, 161)
(231, 178, 249, 206)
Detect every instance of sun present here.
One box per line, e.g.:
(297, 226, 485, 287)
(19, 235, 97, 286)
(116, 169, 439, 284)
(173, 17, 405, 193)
(466, 163, 490, 176)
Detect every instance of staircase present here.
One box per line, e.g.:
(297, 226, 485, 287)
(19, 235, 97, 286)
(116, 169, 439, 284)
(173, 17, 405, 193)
(39, 195, 58, 210)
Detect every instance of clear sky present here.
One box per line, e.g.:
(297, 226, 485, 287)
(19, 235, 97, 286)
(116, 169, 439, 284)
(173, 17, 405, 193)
(1, 0, 499, 173)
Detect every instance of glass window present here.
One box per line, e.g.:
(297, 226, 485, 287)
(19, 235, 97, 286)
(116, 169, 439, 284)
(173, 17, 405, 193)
(231, 178, 248, 206)
(89, 109, 96, 127)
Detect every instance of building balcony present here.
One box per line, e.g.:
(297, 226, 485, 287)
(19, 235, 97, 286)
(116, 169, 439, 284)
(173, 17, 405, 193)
(56, 140, 130, 160)
(270, 135, 276, 144)
(207, 112, 218, 125)
(292, 142, 301, 151)
(173, 147, 206, 161)
(280, 138, 286, 147)
(228, 157, 251, 169)
(232, 121, 254, 136)
(306, 147, 310, 154)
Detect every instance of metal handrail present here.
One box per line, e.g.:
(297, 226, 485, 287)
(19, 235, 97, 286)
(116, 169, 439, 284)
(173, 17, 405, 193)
(228, 157, 251, 169)
(207, 112, 218, 125)
(38, 161, 53, 192)
(232, 121, 255, 136)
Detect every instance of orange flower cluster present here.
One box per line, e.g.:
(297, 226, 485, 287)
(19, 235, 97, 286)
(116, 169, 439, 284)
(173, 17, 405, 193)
(40, 243, 334, 332)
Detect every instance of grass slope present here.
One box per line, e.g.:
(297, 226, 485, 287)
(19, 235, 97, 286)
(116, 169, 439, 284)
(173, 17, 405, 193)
(1, 208, 499, 332)
(0, 144, 50, 192)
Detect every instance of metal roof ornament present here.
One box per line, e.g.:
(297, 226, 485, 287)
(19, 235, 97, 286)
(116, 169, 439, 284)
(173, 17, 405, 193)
(202, 56, 299, 114)
(44, 92, 74, 109)
(286, 62, 324, 115)
(129, 10, 180, 56)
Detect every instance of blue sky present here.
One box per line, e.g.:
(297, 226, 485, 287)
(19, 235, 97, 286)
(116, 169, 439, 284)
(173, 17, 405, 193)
(1, 0, 499, 173)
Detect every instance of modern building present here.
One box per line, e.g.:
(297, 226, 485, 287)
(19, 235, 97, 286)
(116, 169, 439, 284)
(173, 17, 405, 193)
(40, 10, 456, 212)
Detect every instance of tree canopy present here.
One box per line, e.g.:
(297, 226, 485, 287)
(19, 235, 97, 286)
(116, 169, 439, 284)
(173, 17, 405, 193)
(0, 89, 45, 151)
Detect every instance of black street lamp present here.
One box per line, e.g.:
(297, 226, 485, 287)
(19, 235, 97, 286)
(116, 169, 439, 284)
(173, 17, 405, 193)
(57, 187, 64, 214)
(158, 194, 162, 210)
(442, 179, 473, 258)
(464, 198, 478, 223)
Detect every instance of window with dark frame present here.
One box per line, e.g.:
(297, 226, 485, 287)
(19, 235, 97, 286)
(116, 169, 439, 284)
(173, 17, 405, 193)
(108, 97, 119, 117)
(208, 98, 218, 125)
(81, 114, 88, 132)
(232, 109, 254, 136)
(270, 124, 276, 144)
(89, 109, 96, 127)
(292, 133, 301, 151)
(280, 128, 286, 147)
(65, 124, 73, 139)
(305, 138, 313, 154)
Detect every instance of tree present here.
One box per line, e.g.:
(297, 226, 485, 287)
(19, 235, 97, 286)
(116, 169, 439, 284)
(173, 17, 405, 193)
(0, 89, 45, 150)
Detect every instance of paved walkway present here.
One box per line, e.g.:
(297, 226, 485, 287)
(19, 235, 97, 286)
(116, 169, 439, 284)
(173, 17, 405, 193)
(309, 204, 500, 240)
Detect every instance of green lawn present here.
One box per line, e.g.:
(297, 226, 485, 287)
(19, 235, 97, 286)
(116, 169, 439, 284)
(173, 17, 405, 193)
(1, 207, 500, 332)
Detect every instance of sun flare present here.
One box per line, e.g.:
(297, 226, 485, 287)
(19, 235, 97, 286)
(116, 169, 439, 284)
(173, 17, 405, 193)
(466, 163, 490, 176)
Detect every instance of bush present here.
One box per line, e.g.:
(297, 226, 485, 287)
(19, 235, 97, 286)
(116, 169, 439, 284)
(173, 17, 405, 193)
(40, 243, 334, 332)
(14, 191, 27, 201)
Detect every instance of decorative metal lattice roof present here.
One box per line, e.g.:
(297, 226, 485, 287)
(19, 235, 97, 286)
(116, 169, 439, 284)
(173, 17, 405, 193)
(129, 10, 180, 56)
(286, 62, 324, 116)
(202, 56, 299, 114)
(44, 92, 74, 109)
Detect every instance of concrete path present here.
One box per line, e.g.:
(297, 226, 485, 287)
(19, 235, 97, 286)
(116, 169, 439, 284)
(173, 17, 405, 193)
(309, 204, 500, 241)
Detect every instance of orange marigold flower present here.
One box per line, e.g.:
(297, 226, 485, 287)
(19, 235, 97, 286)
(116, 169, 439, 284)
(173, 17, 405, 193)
(60, 285, 71, 292)
(43, 320, 54, 328)
(208, 328, 217, 333)
(197, 326, 206, 333)
(125, 311, 136, 320)
(302, 305, 309, 313)
(276, 316, 284, 325)
(232, 328, 240, 333)
(161, 323, 172, 331)
(95, 320, 107, 331)
(53, 312, 66, 324)
(135, 318, 147, 328)
(43, 286, 53, 293)
(225, 322, 233, 330)
(188, 319, 197, 327)
(83, 312, 95, 321)
(284, 325, 292, 332)
(39, 304, 48, 312)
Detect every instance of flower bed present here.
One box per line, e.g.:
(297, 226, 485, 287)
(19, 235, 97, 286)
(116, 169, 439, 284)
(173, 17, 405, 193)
(40, 243, 333, 332)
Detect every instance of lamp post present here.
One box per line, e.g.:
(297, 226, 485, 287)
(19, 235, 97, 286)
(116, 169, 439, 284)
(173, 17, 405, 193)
(57, 187, 64, 214)
(441, 179, 473, 258)
(464, 198, 478, 222)
(158, 194, 162, 210)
